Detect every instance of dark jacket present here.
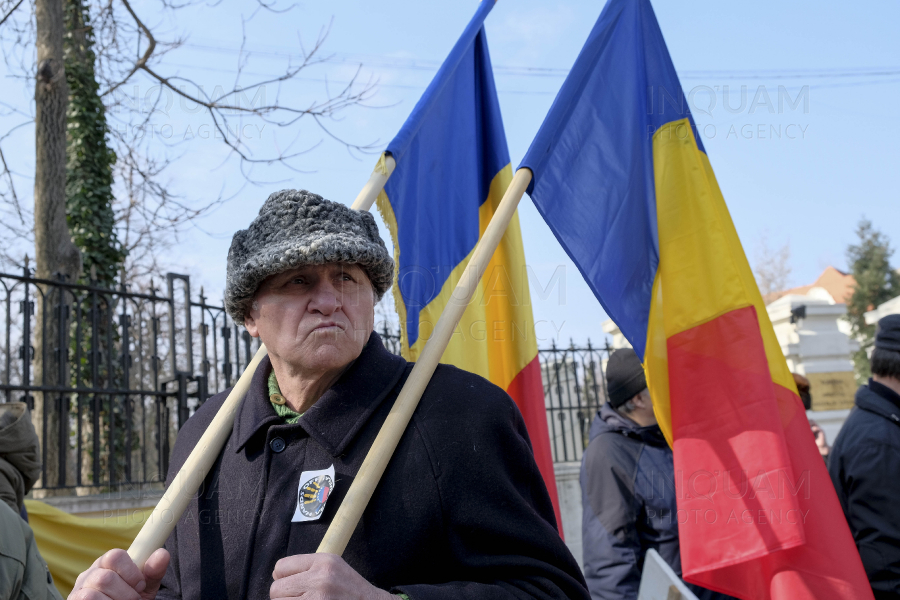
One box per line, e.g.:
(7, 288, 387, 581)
(829, 380, 900, 599)
(580, 404, 732, 600)
(158, 332, 588, 600)
(580, 404, 680, 599)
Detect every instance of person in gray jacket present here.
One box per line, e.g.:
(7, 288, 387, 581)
(0, 402, 63, 600)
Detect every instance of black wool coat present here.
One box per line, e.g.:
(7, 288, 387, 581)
(158, 332, 588, 600)
(829, 380, 900, 599)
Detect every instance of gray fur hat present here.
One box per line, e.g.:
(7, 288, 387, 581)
(225, 189, 394, 323)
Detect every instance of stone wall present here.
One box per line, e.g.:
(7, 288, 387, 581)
(36, 487, 163, 519)
(555, 461, 584, 569)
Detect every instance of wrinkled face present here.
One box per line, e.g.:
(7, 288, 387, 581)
(244, 263, 375, 375)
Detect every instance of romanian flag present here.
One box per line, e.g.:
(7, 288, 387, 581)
(519, 0, 871, 597)
(375, 2, 562, 527)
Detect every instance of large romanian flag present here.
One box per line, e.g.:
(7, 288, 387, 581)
(519, 0, 871, 597)
(375, 2, 562, 526)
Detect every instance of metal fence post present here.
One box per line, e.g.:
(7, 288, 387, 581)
(120, 303, 132, 483)
(221, 326, 232, 388)
(176, 372, 189, 428)
(89, 284, 100, 486)
(151, 313, 163, 483)
(167, 274, 194, 377)
(106, 286, 116, 487)
(54, 277, 69, 487)
(198, 288, 210, 404)
(20, 262, 33, 409)
(242, 330, 252, 369)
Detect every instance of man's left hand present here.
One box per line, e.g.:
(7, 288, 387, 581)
(271, 553, 395, 600)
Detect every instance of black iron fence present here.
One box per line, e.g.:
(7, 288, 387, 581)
(2, 269, 608, 492)
(0, 268, 267, 494)
(539, 339, 612, 464)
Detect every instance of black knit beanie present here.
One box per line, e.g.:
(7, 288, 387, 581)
(606, 348, 647, 408)
(875, 314, 900, 352)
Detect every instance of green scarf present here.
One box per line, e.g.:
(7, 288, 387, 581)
(268, 370, 303, 424)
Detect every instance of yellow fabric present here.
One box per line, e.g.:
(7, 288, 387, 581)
(644, 271, 673, 441)
(380, 164, 538, 391)
(409, 243, 489, 378)
(475, 165, 539, 389)
(374, 152, 391, 176)
(24, 499, 151, 598)
(645, 119, 797, 445)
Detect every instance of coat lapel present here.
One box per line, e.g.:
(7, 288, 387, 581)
(215, 356, 274, 599)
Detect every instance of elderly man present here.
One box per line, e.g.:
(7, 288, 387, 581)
(69, 190, 587, 600)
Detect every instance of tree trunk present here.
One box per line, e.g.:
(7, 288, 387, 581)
(34, 0, 81, 493)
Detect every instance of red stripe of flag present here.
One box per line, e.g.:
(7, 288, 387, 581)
(668, 306, 870, 598)
(506, 357, 564, 536)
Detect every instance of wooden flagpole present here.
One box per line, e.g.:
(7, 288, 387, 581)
(316, 167, 533, 555)
(127, 344, 268, 567)
(351, 153, 396, 211)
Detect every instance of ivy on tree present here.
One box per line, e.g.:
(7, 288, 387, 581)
(64, 0, 125, 287)
(846, 219, 900, 383)
(64, 0, 131, 486)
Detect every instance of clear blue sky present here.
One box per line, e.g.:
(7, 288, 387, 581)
(6, 0, 899, 344)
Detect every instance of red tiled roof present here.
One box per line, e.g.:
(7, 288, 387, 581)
(763, 266, 856, 305)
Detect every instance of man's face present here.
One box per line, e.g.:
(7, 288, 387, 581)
(621, 388, 657, 428)
(244, 263, 375, 375)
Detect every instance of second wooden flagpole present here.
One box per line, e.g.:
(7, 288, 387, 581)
(317, 167, 533, 555)
(127, 344, 269, 568)
(351, 153, 395, 211)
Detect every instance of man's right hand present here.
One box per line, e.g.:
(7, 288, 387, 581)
(69, 548, 170, 600)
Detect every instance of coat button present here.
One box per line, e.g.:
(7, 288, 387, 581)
(270, 437, 286, 453)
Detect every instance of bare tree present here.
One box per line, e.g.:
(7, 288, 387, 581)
(0, 0, 377, 491)
(753, 233, 793, 298)
(0, 0, 377, 278)
(33, 0, 82, 492)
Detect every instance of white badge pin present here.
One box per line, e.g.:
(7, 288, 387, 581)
(292, 464, 335, 522)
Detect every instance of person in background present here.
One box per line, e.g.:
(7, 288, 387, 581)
(792, 373, 830, 464)
(829, 314, 900, 600)
(580, 348, 733, 600)
(0, 402, 63, 600)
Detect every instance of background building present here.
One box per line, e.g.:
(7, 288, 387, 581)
(603, 267, 861, 444)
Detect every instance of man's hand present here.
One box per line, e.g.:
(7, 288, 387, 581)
(271, 553, 395, 600)
(69, 548, 170, 600)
